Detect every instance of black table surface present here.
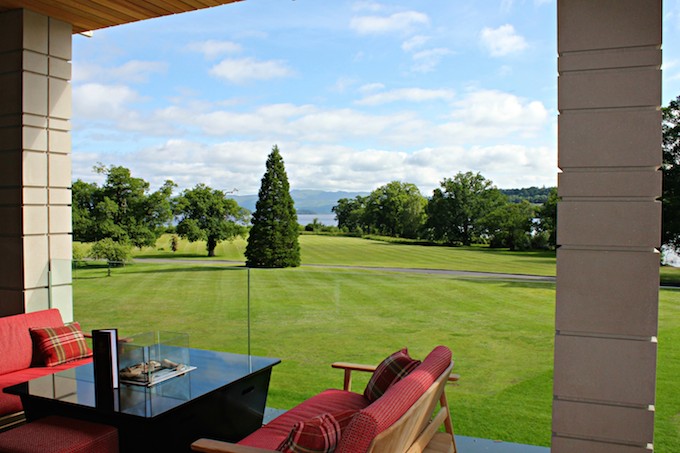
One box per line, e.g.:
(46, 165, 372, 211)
(5, 348, 281, 419)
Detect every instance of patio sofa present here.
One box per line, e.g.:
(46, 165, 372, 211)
(0, 308, 93, 426)
(192, 345, 457, 453)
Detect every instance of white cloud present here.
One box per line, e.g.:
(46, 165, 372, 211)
(350, 11, 429, 35)
(194, 103, 316, 137)
(72, 84, 556, 194)
(411, 48, 453, 73)
(73, 60, 167, 84)
(210, 57, 294, 83)
(480, 24, 528, 57)
(186, 40, 242, 59)
(359, 83, 386, 93)
(402, 35, 430, 52)
(74, 138, 557, 195)
(356, 87, 454, 106)
(332, 76, 358, 93)
(73, 83, 142, 118)
(443, 89, 548, 139)
(351, 1, 385, 13)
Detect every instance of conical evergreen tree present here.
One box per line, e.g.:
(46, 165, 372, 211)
(245, 145, 301, 268)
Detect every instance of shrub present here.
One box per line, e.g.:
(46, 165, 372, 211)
(89, 238, 132, 263)
(72, 242, 90, 261)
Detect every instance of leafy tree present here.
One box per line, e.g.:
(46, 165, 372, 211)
(71, 165, 175, 248)
(245, 146, 301, 268)
(425, 172, 506, 245)
(332, 196, 367, 233)
(500, 187, 554, 204)
(663, 95, 680, 251)
(174, 184, 249, 257)
(72, 243, 90, 262)
(537, 187, 558, 248)
(89, 238, 132, 263)
(482, 200, 536, 250)
(363, 181, 426, 238)
(72, 180, 99, 242)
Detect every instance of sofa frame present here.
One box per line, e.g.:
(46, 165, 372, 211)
(192, 351, 458, 453)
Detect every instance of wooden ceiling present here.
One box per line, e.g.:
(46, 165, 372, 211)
(0, 0, 242, 34)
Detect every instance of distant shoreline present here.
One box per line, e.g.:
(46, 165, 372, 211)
(297, 213, 337, 226)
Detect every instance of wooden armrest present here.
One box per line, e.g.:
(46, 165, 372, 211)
(331, 362, 377, 373)
(331, 362, 459, 391)
(331, 362, 377, 392)
(191, 439, 275, 453)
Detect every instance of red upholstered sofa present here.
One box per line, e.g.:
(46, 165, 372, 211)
(192, 345, 457, 453)
(0, 309, 93, 422)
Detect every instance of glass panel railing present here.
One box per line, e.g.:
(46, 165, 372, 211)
(49, 259, 73, 321)
(72, 260, 251, 357)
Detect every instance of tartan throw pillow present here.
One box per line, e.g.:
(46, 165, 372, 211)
(277, 410, 356, 453)
(29, 322, 93, 367)
(363, 348, 421, 402)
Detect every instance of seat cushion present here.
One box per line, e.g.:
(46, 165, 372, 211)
(0, 358, 93, 416)
(240, 389, 370, 450)
(0, 415, 118, 453)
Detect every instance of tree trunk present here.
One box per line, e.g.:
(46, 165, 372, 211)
(207, 237, 217, 257)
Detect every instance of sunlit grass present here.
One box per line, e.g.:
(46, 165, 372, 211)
(73, 261, 680, 449)
(132, 234, 558, 276)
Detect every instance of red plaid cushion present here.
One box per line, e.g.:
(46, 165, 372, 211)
(29, 322, 93, 367)
(277, 410, 356, 453)
(363, 348, 421, 402)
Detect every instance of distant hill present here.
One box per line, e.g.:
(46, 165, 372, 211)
(229, 190, 369, 214)
(229, 187, 555, 214)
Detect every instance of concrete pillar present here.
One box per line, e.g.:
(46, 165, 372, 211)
(554, 1, 661, 451)
(0, 9, 73, 320)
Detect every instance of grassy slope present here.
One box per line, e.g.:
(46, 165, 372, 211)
(136, 234, 558, 276)
(73, 242, 680, 448)
(136, 234, 680, 285)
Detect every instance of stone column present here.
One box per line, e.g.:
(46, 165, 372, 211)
(0, 9, 73, 320)
(553, 1, 661, 451)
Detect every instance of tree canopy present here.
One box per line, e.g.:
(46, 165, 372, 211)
(425, 172, 506, 245)
(663, 95, 680, 252)
(481, 200, 536, 250)
(537, 187, 558, 248)
(174, 184, 249, 257)
(245, 146, 301, 268)
(72, 165, 175, 248)
(332, 196, 368, 233)
(363, 181, 426, 238)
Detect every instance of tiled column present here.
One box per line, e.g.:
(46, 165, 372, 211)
(554, 1, 661, 452)
(0, 9, 73, 320)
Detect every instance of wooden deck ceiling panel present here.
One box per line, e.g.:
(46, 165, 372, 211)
(0, 0, 242, 33)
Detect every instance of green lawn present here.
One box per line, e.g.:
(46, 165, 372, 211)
(72, 258, 680, 450)
(135, 234, 558, 276)
(132, 234, 680, 286)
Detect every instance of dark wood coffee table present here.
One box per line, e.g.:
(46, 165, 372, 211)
(5, 349, 280, 452)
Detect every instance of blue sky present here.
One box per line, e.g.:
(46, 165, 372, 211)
(71, 0, 680, 196)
